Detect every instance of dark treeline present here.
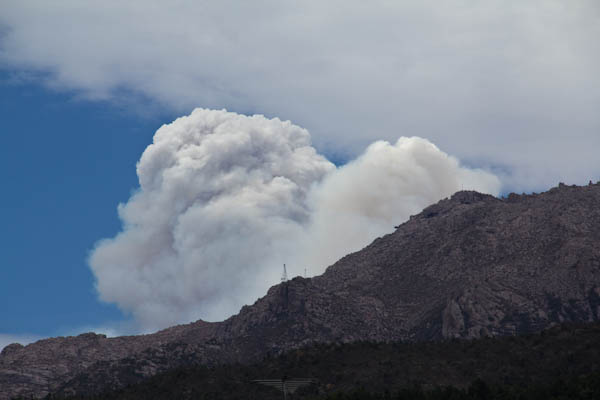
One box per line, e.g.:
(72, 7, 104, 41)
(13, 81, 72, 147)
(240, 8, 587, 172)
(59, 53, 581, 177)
(25, 323, 600, 400)
(38, 375, 600, 400)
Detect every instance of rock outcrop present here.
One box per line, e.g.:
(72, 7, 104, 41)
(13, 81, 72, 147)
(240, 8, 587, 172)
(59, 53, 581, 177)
(2, 182, 600, 399)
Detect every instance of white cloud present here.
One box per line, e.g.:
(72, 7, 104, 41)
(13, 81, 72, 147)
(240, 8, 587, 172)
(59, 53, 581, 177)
(89, 109, 499, 330)
(1, 1, 600, 190)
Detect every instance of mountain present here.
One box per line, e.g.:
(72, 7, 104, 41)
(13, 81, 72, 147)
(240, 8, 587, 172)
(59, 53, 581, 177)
(2, 182, 600, 399)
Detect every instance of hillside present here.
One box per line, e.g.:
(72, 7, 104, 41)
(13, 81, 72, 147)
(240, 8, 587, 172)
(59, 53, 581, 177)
(52, 323, 600, 399)
(2, 182, 600, 399)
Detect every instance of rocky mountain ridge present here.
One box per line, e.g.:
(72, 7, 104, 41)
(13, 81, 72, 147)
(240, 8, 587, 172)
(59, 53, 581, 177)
(2, 182, 600, 399)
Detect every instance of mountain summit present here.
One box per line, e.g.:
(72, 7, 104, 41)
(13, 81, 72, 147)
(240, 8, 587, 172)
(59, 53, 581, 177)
(2, 182, 600, 399)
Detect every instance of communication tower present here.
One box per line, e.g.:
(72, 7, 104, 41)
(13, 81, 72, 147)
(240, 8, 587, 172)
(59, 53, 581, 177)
(281, 264, 288, 282)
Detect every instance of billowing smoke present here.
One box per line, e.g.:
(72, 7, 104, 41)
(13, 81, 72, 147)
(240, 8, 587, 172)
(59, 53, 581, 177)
(89, 109, 334, 327)
(89, 109, 500, 330)
(299, 138, 501, 270)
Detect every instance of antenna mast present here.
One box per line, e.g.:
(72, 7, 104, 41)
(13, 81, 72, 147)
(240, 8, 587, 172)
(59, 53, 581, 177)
(281, 264, 288, 282)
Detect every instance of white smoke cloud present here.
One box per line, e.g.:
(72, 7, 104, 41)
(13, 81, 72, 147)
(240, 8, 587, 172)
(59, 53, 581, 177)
(300, 138, 500, 271)
(89, 109, 500, 330)
(89, 109, 335, 327)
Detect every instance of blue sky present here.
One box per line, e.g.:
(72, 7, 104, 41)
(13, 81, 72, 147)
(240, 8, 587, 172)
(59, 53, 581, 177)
(0, 71, 175, 337)
(1, 1, 599, 347)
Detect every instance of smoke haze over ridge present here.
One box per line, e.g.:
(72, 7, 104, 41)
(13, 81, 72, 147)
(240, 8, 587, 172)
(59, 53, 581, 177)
(89, 109, 500, 329)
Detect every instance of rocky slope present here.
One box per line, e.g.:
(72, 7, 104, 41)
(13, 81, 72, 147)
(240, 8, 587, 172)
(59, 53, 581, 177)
(2, 182, 600, 399)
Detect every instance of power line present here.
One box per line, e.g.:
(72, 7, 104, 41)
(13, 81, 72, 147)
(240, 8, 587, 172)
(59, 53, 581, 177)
(253, 378, 315, 400)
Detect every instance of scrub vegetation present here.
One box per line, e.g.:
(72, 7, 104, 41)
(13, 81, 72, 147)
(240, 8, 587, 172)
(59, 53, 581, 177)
(40, 322, 600, 400)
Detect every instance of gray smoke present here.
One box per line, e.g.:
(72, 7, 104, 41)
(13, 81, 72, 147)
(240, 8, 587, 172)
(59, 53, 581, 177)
(89, 109, 500, 330)
(299, 137, 500, 271)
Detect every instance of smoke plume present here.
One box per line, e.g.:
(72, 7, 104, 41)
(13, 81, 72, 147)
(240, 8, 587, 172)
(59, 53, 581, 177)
(299, 138, 501, 270)
(89, 109, 500, 330)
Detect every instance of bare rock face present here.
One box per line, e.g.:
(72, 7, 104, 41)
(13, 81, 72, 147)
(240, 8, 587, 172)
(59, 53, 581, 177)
(2, 182, 600, 399)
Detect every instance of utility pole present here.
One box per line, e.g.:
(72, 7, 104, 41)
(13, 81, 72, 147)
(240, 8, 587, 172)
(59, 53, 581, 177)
(281, 264, 288, 282)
